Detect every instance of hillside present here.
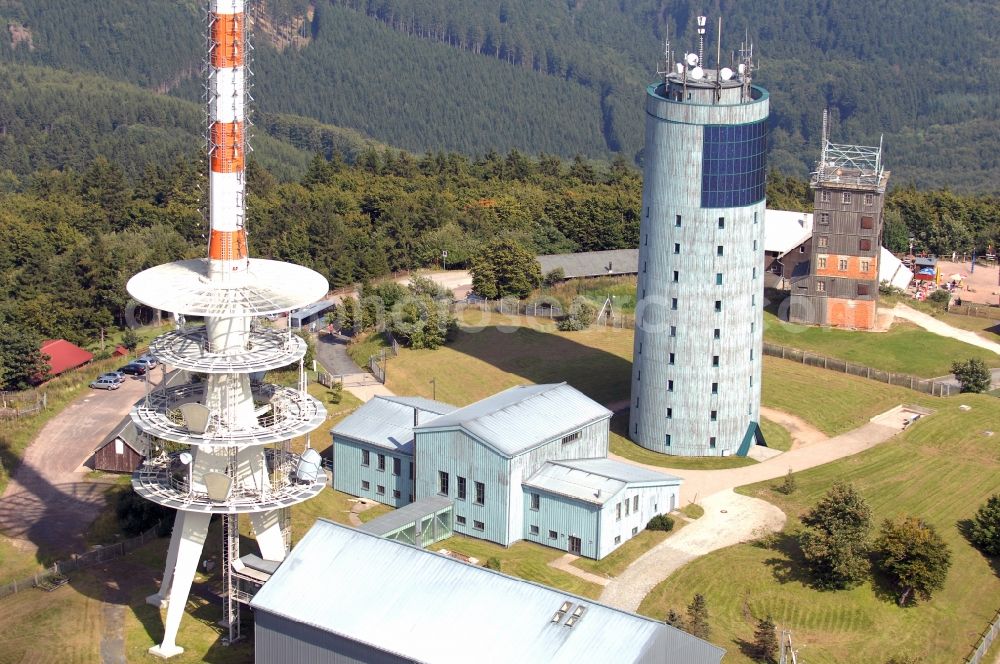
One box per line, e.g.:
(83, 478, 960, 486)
(0, 64, 381, 181)
(2, 1, 999, 192)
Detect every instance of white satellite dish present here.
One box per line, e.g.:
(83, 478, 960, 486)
(738, 63, 747, 75)
(675, 62, 684, 75)
(690, 66, 704, 80)
(685, 52, 699, 67)
(720, 67, 734, 81)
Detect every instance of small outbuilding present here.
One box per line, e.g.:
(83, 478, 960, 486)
(92, 420, 144, 473)
(39, 339, 94, 379)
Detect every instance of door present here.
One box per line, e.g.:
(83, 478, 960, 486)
(568, 536, 582, 555)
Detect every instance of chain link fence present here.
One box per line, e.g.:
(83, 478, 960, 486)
(965, 608, 1000, 663)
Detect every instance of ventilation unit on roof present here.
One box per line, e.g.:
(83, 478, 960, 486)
(552, 601, 573, 623)
(565, 605, 588, 627)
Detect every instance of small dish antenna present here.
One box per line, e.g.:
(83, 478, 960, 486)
(738, 63, 747, 75)
(675, 62, 685, 75)
(685, 52, 699, 67)
(720, 67, 734, 81)
(690, 66, 704, 80)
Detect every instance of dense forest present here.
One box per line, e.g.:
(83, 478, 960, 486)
(1, 1, 998, 192)
(2, 149, 996, 357)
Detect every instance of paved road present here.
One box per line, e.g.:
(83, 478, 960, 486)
(314, 331, 364, 376)
(601, 408, 909, 612)
(0, 372, 158, 559)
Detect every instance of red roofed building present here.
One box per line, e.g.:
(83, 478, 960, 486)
(40, 339, 94, 378)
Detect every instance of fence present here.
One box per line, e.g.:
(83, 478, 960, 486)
(950, 304, 1000, 321)
(0, 391, 47, 420)
(762, 342, 957, 396)
(965, 608, 1000, 663)
(454, 298, 564, 319)
(365, 332, 399, 385)
(0, 520, 166, 601)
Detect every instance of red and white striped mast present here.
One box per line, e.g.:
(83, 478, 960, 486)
(208, 0, 249, 282)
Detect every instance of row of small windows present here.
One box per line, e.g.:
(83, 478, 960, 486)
(817, 213, 876, 229)
(615, 495, 641, 520)
(819, 191, 876, 206)
(361, 450, 410, 478)
(456, 515, 485, 530)
(816, 281, 871, 296)
(439, 471, 485, 505)
(817, 256, 872, 272)
(359, 480, 408, 501)
(663, 435, 718, 449)
(667, 215, 729, 229)
(816, 236, 873, 252)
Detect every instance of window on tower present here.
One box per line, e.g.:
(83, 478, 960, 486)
(864, 193, 874, 206)
(818, 256, 827, 269)
(674, 243, 681, 254)
(843, 192, 852, 204)
(714, 300, 722, 312)
(716, 273, 723, 285)
(860, 216, 875, 230)
(859, 238, 872, 251)
(818, 236, 829, 248)
(819, 212, 830, 225)
(717, 245, 724, 256)
(718, 217, 725, 229)
(839, 258, 848, 271)
(673, 270, 679, 283)
(675, 214, 682, 227)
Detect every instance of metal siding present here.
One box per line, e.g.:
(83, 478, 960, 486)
(333, 436, 413, 508)
(631, 84, 768, 456)
(523, 488, 601, 559)
(415, 429, 511, 545)
(598, 485, 678, 559)
(255, 611, 413, 664)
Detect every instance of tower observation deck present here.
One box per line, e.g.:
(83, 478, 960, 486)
(127, 1, 330, 657)
(629, 18, 768, 456)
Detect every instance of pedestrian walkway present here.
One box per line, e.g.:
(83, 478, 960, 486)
(601, 405, 911, 612)
(893, 303, 1000, 355)
(547, 553, 610, 587)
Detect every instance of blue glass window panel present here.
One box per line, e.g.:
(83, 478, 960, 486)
(701, 120, 767, 208)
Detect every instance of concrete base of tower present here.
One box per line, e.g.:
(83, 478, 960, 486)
(145, 592, 168, 608)
(148, 644, 185, 659)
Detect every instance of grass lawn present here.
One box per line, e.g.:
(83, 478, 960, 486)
(681, 503, 705, 520)
(639, 395, 1000, 664)
(762, 309, 1000, 378)
(345, 331, 390, 369)
(759, 416, 792, 452)
(385, 311, 634, 407)
(610, 430, 758, 470)
(429, 534, 603, 600)
(542, 275, 639, 313)
(762, 357, 936, 436)
(571, 527, 677, 579)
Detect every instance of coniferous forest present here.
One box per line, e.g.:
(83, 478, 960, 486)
(1, 0, 999, 192)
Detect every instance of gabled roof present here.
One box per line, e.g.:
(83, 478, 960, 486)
(536, 249, 639, 279)
(94, 419, 142, 454)
(331, 395, 456, 454)
(40, 339, 94, 377)
(763, 209, 813, 256)
(251, 519, 724, 664)
(415, 384, 612, 457)
(524, 459, 682, 506)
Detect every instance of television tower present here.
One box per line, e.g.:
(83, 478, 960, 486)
(629, 17, 768, 456)
(126, 0, 329, 656)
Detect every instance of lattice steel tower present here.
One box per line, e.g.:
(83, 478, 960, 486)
(127, 1, 328, 657)
(630, 18, 768, 456)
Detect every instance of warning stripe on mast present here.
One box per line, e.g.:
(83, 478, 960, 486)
(210, 13, 244, 69)
(208, 229, 249, 261)
(211, 121, 245, 173)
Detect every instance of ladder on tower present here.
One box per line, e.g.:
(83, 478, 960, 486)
(222, 513, 241, 643)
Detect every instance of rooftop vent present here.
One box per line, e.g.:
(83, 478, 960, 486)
(565, 604, 588, 627)
(551, 601, 573, 623)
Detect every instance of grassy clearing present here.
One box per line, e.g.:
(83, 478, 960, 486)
(762, 309, 1000, 377)
(430, 534, 603, 599)
(609, 430, 757, 470)
(762, 357, 936, 436)
(542, 275, 638, 313)
(385, 311, 633, 406)
(640, 395, 1000, 664)
(937, 312, 1000, 340)
(345, 331, 390, 369)
(571, 527, 675, 578)
(759, 417, 792, 452)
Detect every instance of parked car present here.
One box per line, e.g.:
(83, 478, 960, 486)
(99, 371, 126, 384)
(118, 363, 147, 376)
(90, 376, 121, 390)
(133, 355, 158, 369)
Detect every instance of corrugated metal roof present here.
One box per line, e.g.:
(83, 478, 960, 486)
(415, 384, 612, 457)
(332, 396, 456, 454)
(879, 247, 914, 291)
(537, 249, 639, 279)
(763, 209, 813, 256)
(252, 519, 724, 664)
(359, 495, 453, 536)
(524, 459, 681, 506)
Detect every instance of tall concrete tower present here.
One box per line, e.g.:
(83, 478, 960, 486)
(630, 18, 768, 457)
(127, 1, 329, 657)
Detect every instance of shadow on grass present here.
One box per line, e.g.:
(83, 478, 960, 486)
(761, 532, 815, 586)
(957, 518, 1000, 578)
(445, 321, 633, 405)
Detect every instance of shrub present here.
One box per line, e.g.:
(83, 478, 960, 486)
(121, 327, 140, 351)
(542, 267, 565, 287)
(969, 494, 1000, 556)
(485, 557, 502, 571)
(951, 357, 991, 393)
(927, 288, 951, 308)
(647, 514, 675, 532)
(327, 382, 343, 404)
(557, 296, 597, 331)
(116, 487, 171, 536)
(775, 468, 797, 495)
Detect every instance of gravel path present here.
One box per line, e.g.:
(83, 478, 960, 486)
(548, 553, 611, 587)
(759, 406, 828, 448)
(601, 407, 908, 611)
(892, 303, 1000, 355)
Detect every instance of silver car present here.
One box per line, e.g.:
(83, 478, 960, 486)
(90, 376, 121, 390)
(133, 355, 158, 369)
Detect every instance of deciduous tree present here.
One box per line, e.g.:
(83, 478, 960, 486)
(798, 481, 872, 589)
(951, 358, 991, 393)
(875, 516, 951, 605)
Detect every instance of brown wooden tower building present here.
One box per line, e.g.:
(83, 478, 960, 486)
(789, 117, 890, 329)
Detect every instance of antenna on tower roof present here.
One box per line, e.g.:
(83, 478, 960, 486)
(697, 15, 707, 65)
